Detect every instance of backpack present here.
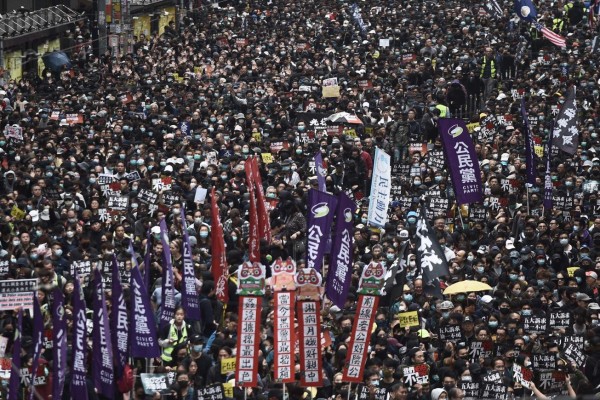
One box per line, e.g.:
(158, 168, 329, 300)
(117, 363, 134, 393)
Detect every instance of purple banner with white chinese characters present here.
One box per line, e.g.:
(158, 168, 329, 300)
(181, 206, 201, 320)
(306, 189, 337, 272)
(438, 118, 483, 205)
(29, 295, 43, 400)
(130, 264, 161, 358)
(72, 275, 89, 400)
(92, 268, 114, 398)
(159, 219, 176, 329)
(52, 288, 67, 400)
(111, 255, 128, 379)
(325, 193, 356, 308)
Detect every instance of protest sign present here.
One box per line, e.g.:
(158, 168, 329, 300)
(532, 353, 557, 370)
(559, 336, 585, 365)
(198, 384, 225, 400)
(438, 325, 463, 342)
(402, 365, 429, 387)
(107, 194, 129, 211)
(357, 385, 387, 400)
(220, 357, 236, 374)
(523, 316, 547, 334)
(140, 373, 171, 395)
(0, 279, 37, 312)
(470, 340, 494, 363)
(138, 189, 159, 205)
(548, 311, 572, 330)
(397, 311, 420, 328)
(460, 381, 480, 400)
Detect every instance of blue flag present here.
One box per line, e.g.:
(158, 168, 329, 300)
(514, 0, 538, 22)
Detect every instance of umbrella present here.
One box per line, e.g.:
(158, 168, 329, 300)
(42, 51, 72, 73)
(443, 280, 492, 295)
(325, 112, 363, 125)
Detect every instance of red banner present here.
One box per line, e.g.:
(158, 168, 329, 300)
(252, 157, 271, 243)
(211, 188, 229, 303)
(274, 292, 295, 382)
(235, 296, 262, 387)
(343, 295, 379, 382)
(297, 300, 323, 386)
(245, 160, 260, 263)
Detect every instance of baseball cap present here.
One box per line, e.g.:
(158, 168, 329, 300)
(440, 300, 454, 310)
(588, 302, 600, 310)
(586, 271, 598, 280)
(480, 295, 493, 304)
(576, 293, 592, 301)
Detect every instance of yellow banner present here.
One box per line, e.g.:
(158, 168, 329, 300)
(534, 145, 544, 158)
(221, 357, 236, 374)
(223, 382, 234, 398)
(5, 50, 22, 81)
(133, 14, 151, 38)
(398, 311, 420, 327)
(322, 86, 340, 98)
(466, 122, 479, 133)
(261, 153, 274, 165)
(10, 206, 25, 220)
(567, 267, 580, 277)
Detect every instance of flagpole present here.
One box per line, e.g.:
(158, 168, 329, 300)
(526, 185, 530, 215)
(348, 382, 352, 400)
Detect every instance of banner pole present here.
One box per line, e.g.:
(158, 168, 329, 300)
(347, 382, 352, 400)
(457, 203, 465, 229)
(526, 185, 530, 215)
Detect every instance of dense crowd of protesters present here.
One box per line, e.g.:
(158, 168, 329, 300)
(0, 0, 600, 398)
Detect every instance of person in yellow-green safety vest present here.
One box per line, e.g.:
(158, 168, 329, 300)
(552, 10, 565, 33)
(479, 47, 497, 103)
(159, 307, 191, 366)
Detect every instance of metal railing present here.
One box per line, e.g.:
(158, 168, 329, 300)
(0, 5, 83, 38)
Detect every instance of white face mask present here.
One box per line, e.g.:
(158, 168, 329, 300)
(409, 261, 416, 267)
(66, 231, 75, 238)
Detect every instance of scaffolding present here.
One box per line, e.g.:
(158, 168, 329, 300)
(0, 5, 85, 69)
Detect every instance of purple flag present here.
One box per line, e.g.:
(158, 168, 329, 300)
(130, 264, 161, 358)
(314, 152, 327, 192)
(111, 255, 128, 379)
(438, 118, 483, 205)
(52, 288, 67, 400)
(71, 275, 89, 400)
(306, 189, 338, 272)
(92, 268, 114, 398)
(325, 193, 356, 308)
(521, 98, 537, 185)
(181, 206, 201, 320)
(159, 219, 176, 329)
(7, 309, 22, 400)
(544, 134, 553, 211)
(28, 294, 43, 400)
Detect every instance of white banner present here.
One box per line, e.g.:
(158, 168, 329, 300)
(367, 148, 391, 228)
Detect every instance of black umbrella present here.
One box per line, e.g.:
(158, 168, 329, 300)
(42, 51, 72, 73)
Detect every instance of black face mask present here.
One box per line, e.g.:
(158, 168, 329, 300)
(500, 307, 510, 315)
